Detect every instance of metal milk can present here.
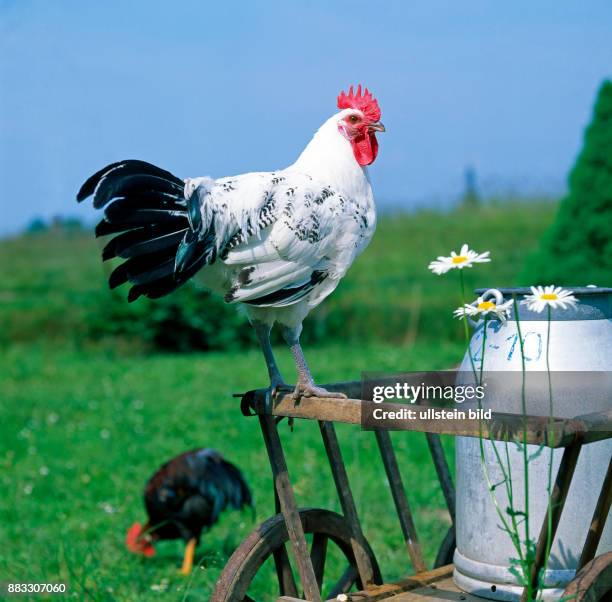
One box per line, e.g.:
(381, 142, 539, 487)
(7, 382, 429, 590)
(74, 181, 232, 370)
(453, 287, 612, 601)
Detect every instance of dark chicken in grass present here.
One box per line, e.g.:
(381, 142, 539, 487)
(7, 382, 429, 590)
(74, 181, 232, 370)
(77, 86, 384, 400)
(126, 448, 252, 574)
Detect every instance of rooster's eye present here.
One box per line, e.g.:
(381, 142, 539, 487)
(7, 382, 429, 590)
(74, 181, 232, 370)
(349, 115, 360, 124)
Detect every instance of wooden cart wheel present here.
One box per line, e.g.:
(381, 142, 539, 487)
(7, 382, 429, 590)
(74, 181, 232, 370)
(433, 525, 456, 568)
(562, 552, 612, 602)
(212, 507, 382, 602)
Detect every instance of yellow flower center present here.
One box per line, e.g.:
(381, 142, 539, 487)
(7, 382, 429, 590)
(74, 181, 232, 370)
(452, 255, 468, 264)
(541, 293, 558, 300)
(477, 301, 496, 311)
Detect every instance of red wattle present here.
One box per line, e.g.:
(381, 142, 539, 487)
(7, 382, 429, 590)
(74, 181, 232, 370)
(351, 133, 379, 166)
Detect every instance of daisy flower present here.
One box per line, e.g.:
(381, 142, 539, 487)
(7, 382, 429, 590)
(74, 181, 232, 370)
(522, 285, 578, 313)
(454, 293, 513, 323)
(428, 244, 491, 275)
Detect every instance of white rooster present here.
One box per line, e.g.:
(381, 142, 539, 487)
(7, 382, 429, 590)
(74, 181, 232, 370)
(78, 85, 384, 399)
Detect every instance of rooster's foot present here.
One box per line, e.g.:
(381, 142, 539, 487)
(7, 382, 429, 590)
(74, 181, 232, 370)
(263, 381, 292, 407)
(292, 382, 348, 401)
(179, 537, 197, 575)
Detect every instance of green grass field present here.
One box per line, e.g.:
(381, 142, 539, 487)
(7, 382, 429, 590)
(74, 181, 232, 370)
(1, 202, 556, 600)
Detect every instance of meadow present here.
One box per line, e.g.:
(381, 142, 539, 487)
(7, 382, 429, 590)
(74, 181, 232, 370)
(1, 201, 556, 600)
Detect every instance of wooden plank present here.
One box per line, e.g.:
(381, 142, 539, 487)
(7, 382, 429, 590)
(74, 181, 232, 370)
(425, 433, 455, 523)
(245, 392, 602, 448)
(384, 575, 486, 601)
(579, 458, 612, 569)
(259, 415, 322, 602)
(575, 408, 612, 431)
(321, 565, 454, 601)
(375, 429, 427, 572)
(521, 440, 583, 602)
(319, 421, 376, 587)
(273, 543, 299, 598)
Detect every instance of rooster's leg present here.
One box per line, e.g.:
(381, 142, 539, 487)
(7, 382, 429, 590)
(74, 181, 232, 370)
(281, 326, 347, 400)
(251, 320, 290, 395)
(179, 537, 197, 575)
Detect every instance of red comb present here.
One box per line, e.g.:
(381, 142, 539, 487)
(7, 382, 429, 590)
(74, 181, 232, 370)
(337, 85, 381, 122)
(126, 522, 156, 557)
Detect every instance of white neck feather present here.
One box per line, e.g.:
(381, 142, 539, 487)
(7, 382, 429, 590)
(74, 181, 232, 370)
(289, 111, 371, 199)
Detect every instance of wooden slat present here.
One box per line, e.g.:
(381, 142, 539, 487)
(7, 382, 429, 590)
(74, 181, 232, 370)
(241, 391, 611, 448)
(319, 421, 376, 587)
(383, 575, 486, 601)
(579, 458, 612, 569)
(322, 565, 454, 601)
(259, 415, 322, 602)
(274, 543, 299, 598)
(425, 433, 455, 523)
(375, 429, 427, 572)
(521, 440, 583, 602)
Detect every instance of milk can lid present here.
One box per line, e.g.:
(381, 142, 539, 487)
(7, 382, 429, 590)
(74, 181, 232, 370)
(476, 286, 612, 295)
(474, 287, 612, 320)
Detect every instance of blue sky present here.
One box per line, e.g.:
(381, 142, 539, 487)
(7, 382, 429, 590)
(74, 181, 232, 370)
(1, 0, 611, 234)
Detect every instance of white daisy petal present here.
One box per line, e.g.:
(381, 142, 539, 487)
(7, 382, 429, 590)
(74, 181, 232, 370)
(453, 293, 512, 323)
(521, 286, 578, 313)
(427, 245, 492, 275)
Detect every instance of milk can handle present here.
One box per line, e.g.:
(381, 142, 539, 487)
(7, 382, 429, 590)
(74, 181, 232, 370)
(468, 288, 505, 329)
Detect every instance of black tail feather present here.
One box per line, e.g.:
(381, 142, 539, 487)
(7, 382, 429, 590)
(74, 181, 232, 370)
(175, 228, 216, 273)
(186, 186, 203, 232)
(78, 160, 215, 301)
(108, 262, 130, 290)
(220, 460, 253, 511)
(192, 451, 253, 525)
(77, 159, 183, 203)
(104, 201, 187, 225)
(94, 174, 183, 210)
(76, 160, 126, 202)
(102, 227, 188, 261)
(95, 219, 139, 237)
(127, 258, 206, 301)
(108, 250, 176, 290)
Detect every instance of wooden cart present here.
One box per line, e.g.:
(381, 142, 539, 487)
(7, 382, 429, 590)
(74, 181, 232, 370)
(212, 382, 612, 602)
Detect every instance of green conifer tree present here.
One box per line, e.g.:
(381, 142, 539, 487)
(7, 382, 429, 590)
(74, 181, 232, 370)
(522, 81, 612, 286)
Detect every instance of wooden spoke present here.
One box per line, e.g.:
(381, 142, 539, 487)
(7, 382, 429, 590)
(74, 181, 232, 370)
(326, 565, 358, 599)
(273, 543, 298, 597)
(310, 533, 328, 590)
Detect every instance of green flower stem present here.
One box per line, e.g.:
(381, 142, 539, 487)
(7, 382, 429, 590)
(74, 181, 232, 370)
(477, 314, 526, 567)
(459, 270, 477, 380)
(479, 315, 488, 386)
(513, 295, 533, 600)
(503, 437, 523, 562)
(540, 305, 555, 596)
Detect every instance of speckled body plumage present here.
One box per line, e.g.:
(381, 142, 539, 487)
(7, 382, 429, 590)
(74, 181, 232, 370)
(186, 113, 377, 328)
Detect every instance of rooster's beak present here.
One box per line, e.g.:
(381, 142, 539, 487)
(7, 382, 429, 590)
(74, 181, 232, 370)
(369, 122, 385, 133)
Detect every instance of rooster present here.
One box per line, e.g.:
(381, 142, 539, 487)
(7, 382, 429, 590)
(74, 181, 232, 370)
(126, 448, 252, 574)
(78, 85, 384, 399)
